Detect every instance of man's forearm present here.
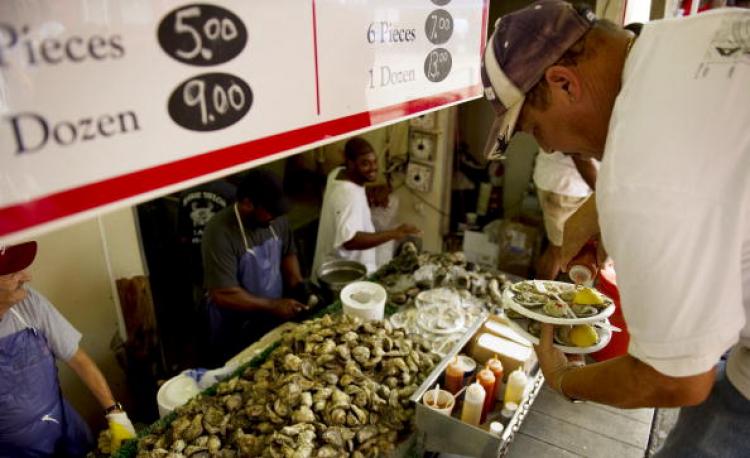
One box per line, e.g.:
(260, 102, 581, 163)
(342, 231, 396, 250)
(281, 254, 304, 289)
(210, 287, 273, 313)
(561, 354, 714, 408)
(66, 349, 116, 410)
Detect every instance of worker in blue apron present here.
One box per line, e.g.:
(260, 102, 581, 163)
(0, 241, 135, 456)
(202, 170, 309, 366)
(0, 309, 92, 457)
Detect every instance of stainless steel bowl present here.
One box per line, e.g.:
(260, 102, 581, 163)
(317, 259, 367, 297)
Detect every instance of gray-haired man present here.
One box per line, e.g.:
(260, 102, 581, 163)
(482, 1, 750, 455)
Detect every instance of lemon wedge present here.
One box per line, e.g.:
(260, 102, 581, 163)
(573, 287, 604, 305)
(569, 324, 599, 347)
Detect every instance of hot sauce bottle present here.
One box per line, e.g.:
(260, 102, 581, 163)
(486, 356, 504, 400)
(444, 356, 464, 395)
(568, 239, 599, 286)
(477, 366, 496, 424)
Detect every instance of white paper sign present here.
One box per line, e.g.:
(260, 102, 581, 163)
(0, 0, 487, 242)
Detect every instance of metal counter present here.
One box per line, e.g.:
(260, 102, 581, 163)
(410, 316, 544, 457)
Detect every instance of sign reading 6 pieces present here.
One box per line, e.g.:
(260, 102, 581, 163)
(158, 4, 253, 132)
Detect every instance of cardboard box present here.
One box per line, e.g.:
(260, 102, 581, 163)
(462, 230, 499, 269)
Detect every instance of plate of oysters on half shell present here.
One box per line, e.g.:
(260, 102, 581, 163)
(505, 316, 613, 354)
(503, 280, 615, 325)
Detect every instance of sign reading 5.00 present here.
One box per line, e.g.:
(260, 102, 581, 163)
(157, 4, 247, 66)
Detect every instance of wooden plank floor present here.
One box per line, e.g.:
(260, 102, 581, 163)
(506, 385, 654, 458)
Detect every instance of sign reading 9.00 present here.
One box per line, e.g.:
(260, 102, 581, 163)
(158, 4, 252, 132)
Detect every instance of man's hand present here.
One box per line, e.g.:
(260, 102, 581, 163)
(269, 298, 308, 320)
(392, 224, 422, 240)
(534, 323, 584, 395)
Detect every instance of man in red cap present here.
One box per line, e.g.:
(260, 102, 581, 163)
(482, 1, 750, 456)
(0, 241, 135, 456)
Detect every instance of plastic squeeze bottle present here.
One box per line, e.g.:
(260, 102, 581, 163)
(487, 356, 504, 400)
(568, 240, 598, 286)
(504, 368, 529, 405)
(461, 382, 486, 427)
(444, 356, 464, 395)
(477, 366, 496, 423)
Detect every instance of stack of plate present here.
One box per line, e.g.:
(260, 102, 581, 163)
(502, 280, 616, 354)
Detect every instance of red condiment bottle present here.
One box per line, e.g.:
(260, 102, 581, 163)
(445, 357, 464, 395)
(486, 357, 504, 400)
(477, 366, 496, 424)
(568, 239, 599, 286)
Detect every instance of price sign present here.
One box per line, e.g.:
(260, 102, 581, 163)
(424, 48, 453, 82)
(157, 4, 248, 66)
(426, 9, 454, 45)
(168, 74, 253, 131)
(0, 0, 488, 242)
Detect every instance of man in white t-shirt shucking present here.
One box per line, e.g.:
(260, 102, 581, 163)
(312, 137, 420, 279)
(482, 1, 750, 456)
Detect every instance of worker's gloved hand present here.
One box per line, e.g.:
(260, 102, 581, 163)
(106, 411, 136, 452)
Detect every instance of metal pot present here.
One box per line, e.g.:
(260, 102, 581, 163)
(316, 259, 367, 300)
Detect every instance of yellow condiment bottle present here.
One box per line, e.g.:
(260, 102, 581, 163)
(461, 382, 485, 427)
(504, 368, 528, 405)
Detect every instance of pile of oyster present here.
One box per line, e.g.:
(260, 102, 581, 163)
(375, 244, 512, 313)
(136, 314, 440, 458)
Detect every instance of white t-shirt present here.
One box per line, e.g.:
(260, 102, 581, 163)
(312, 167, 378, 279)
(533, 150, 595, 197)
(597, 9, 750, 398)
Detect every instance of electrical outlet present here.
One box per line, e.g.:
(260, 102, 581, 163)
(410, 112, 436, 130)
(406, 162, 433, 193)
(409, 131, 436, 162)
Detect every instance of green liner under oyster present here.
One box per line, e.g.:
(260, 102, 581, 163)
(135, 314, 440, 458)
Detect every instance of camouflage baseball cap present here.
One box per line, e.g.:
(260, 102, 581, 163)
(481, 0, 596, 160)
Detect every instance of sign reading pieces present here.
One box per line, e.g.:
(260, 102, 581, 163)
(0, 0, 487, 242)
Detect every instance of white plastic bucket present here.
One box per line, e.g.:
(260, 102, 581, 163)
(340, 281, 386, 321)
(156, 374, 200, 418)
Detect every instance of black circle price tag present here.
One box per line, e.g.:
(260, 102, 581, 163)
(425, 9, 454, 45)
(424, 48, 452, 82)
(158, 4, 247, 66)
(168, 73, 253, 131)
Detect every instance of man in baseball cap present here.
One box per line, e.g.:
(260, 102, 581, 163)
(483, 1, 750, 456)
(481, 1, 598, 160)
(201, 169, 310, 365)
(0, 242, 136, 455)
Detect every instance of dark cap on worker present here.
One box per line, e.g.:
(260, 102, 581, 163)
(237, 169, 290, 217)
(0, 241, 38, 275)
(481, 0, 596, 160)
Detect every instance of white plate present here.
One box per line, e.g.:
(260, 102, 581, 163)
(503, 283, 615, 325)
(505, 316, 612, 355)
(416, 304, 466, 335)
